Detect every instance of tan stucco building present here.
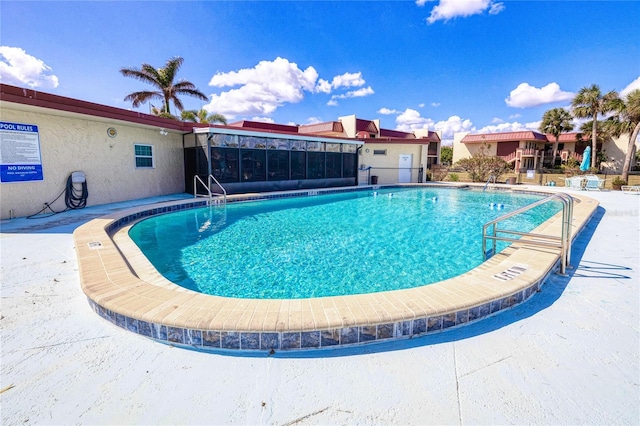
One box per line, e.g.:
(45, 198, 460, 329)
(298, 115, 442, 184)
(1, 84, 193, 219)
(1, 84, 444, 220)
(452, 130, 637, 173)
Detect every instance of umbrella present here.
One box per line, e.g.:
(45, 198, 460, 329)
(579, 146, 591, 171)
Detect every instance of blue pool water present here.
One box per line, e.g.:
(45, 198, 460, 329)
(129, 187, 561, 299)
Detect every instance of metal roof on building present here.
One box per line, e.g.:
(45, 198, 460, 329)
(355, 118, 379, 134)
(380, 128, 416, 139)
(461, 130, 588, 144)
(228, 120, 299, 133)
(298, 121, 344, 135)
(461, 131, 549, 143)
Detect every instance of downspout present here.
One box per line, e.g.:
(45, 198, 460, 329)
(207, 133, 213, 178)
(355, 144, 363, 185)
(182, 129, 195, 194)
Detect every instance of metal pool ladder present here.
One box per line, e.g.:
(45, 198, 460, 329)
(483, 175, 496, 191)
(482, 192, 574, 275)
(194, 174, 227, 206)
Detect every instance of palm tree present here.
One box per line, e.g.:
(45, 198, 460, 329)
(181, 109, 227, 125)
(539, 107, 574, 166)
(120, 57, 208, 116)
(605, 89, 640, 183)
(571, 84, 619, 169)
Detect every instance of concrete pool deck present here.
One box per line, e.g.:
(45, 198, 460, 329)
(1, 187, 638, 424)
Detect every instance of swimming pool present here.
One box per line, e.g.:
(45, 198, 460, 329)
(74, 184, 599, 352)
(129, 187, 561, 299)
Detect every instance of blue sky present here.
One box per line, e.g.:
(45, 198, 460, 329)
(1, 0, 638, 143)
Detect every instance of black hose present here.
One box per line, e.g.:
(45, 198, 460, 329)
(65, 174, 88, 209)
(27, 173, 88, 219)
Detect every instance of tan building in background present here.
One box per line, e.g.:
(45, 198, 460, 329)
(453, 130, 636, 173)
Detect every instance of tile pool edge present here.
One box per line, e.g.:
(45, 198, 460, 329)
(74, 185, 599, 352)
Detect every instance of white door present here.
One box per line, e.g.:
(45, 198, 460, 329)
(398, 154, 412, 183)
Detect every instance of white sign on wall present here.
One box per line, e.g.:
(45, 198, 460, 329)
(0, 121, 44, 183)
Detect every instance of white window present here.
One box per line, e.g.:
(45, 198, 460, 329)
(373, 149, 387, 156)
(134, 144, 154, 168)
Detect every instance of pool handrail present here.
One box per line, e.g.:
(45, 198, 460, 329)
(483, 175, 496, 192)
(482, 192, 573, 275)
(193, 174, 227, 206)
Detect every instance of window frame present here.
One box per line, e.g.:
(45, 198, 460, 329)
(134, 144, 155, 169)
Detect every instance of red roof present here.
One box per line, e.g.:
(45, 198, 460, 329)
(298, 121, 344, 135)
(461, 131, 548, 143)
(423, 131, 442, 143)
(228, 120, 299, 133)
(462, 130, 589, 144)
(0, 83, 201, 132)
(380, 128, 415, 139)
(355, 118, 379, 134)
(546, 133, 589, 142)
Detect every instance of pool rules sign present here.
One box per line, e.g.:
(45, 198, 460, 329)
(0, 121, 44, 182)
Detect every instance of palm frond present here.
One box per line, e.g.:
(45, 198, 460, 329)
(123, 91, 163, 108)
(181, 110, 198, 122)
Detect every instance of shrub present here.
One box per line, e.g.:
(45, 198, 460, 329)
(561, 157, 580, 176)
(448, 173, 459, 182)
(455, 143, 511, 182)
(611, 177, 626, 189)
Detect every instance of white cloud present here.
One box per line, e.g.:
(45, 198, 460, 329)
(315, 79, 332, 94)
(432, 116, 475, 142)
(333, 86, 374, 99)
(331, 72, 365, 89)
(206, 57, 319, 118)
(527, 120, 542, 130)
(316, 72, 365, 94)
(0, 46, 59, 89)
(306, 117, 323, 124)
(417, 0, 505, 24)
(209, 57, 317, 92)
(491, 117, 504, 124)
(395, 108, 475, 143)
(509, 113, 521, 119)
(430, 102, 441, 107)
(488, 2, 506, 15)
(477, 120, 539, 133)
(249, 116, 275, 123)
(206, 58, 371, 117)
(505, 82, 574, 108)
(328, 86, 374, 106)
(620, 76, 640, 98)
(378, 107, 398, 115)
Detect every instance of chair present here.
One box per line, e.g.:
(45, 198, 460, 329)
(583, 175, 604, 191)
(565, 176, 585, 190)
(621, 185, 640, 194)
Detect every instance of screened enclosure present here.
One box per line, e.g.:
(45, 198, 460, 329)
(185, 129, 361, 194)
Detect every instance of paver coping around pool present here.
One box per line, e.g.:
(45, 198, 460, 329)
(74, 184, 599, 351)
